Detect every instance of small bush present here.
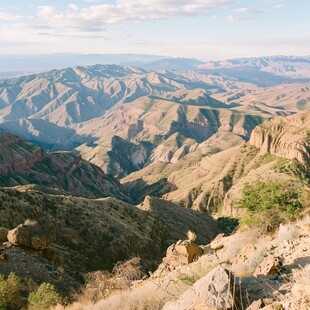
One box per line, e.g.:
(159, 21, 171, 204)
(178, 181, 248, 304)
(0, 273, 24, 309)
(28, 283, 62, 310)
(248, 250, 264, 272)
(222, 243, 242, 261)
(79, 257, 144, 304)
(239, 180, 303, 231)
(79, 270, 112, 303)
(112, 257, 144, 288)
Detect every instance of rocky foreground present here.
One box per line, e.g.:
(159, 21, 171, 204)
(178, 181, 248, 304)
(58, 217, 310, 310)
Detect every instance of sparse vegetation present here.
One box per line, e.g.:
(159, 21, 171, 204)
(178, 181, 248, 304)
(28, 283, 62, 310)
(79, 257, 144, 304)
(0, 273, 23, 310)
(239, 180, 304, 231)
(216, 217, 239, 235)
(0, 273, 63, 310)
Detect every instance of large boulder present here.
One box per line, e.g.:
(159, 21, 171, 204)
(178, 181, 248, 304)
(253, 255, 283, 277)
(7, 220, 51, 250)
(163, 265, 235, 310)
(162, 240, 203, 271)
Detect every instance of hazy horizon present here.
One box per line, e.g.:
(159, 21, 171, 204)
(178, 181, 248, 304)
(0, 0, 309, 60)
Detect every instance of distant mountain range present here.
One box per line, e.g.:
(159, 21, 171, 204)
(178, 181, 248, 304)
(1, 54, 309, 86)
(0, 61, 309, 179)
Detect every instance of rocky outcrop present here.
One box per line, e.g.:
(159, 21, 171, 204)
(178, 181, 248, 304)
(7, 220, 51, 250)
(161, 240, 203, 271)
(0, 133, 131, 201)
(163, 265, 235, 310)
(0, 132, 46, 174)
(253, 255, 283, 277)
(249, 111, 310, 163)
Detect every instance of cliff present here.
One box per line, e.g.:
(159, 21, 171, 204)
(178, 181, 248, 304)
(249, 111, 310, 163)
(0, 132, 130, 201)
(0, 133, 46, 174)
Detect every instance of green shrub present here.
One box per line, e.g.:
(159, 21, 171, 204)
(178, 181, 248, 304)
(0, 273, 24, 310)
(28, 283, 62, 310)
(239, 180, 303, 231)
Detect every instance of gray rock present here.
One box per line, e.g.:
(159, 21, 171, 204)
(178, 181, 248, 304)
(163, 265, 235, 310)
(254, 256, 283, 277)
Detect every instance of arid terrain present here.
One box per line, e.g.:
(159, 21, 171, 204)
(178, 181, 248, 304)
(0, 56, 309, 309)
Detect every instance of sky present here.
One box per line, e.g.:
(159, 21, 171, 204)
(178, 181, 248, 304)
(0, 0, 309, 60)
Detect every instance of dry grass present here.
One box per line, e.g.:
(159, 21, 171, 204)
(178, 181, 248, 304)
(278, 224, 299, 241)
(186, 230, 197, 242)
(77, 257, 144, 304)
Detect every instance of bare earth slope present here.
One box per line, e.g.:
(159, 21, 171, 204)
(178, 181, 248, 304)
(1, 64, 309, 178)
(0, 132, 129, 200)
(123, 111, 310, 215)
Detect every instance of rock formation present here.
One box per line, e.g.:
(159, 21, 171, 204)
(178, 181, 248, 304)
(253, 256, 283, 277)
(0, 132, 130, 200)
(249, 111, 310, 163)
(161, 240, 203, 271)
(0, 132, 46, 174)
(7, 220, 51, 250)
(163, 265, 235, 310)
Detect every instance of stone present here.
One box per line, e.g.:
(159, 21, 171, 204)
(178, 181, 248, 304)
(7, 220, 51, 250)
(246, 299, 265, 310)
(231, 243, 257, 264)
(261, 303, 283, 310)
(210, 233, 225, 251)
(162, 240, 203, 271)
(254, 256, 283, 277)
(163, 265, 235, 310)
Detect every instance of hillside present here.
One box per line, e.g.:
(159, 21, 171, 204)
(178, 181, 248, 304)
(250, 110, 310, 163)
(76, 94, 268, 176)
(0, 132, 129, 200)
(67, 217, 310, 310)
(0, 64, 309, 178)
(0, 63, 309, 309)
(0, 186, 219, 272)
(198, 56, 310, 85)
(123, 112, 310, 216)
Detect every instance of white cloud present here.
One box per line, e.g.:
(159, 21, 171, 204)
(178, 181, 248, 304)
(226, 15, 249, 22)
(274, 4, 285, 9)
(0, 12, 23, 21)
(235, 8, 267, 14)
(36, 0, 232, 32)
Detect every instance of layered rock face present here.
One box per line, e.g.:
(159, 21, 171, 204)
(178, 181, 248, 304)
(249, 111, 310, 163)
(0, 132, 130, 200)
(0, 132, 46, 174)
